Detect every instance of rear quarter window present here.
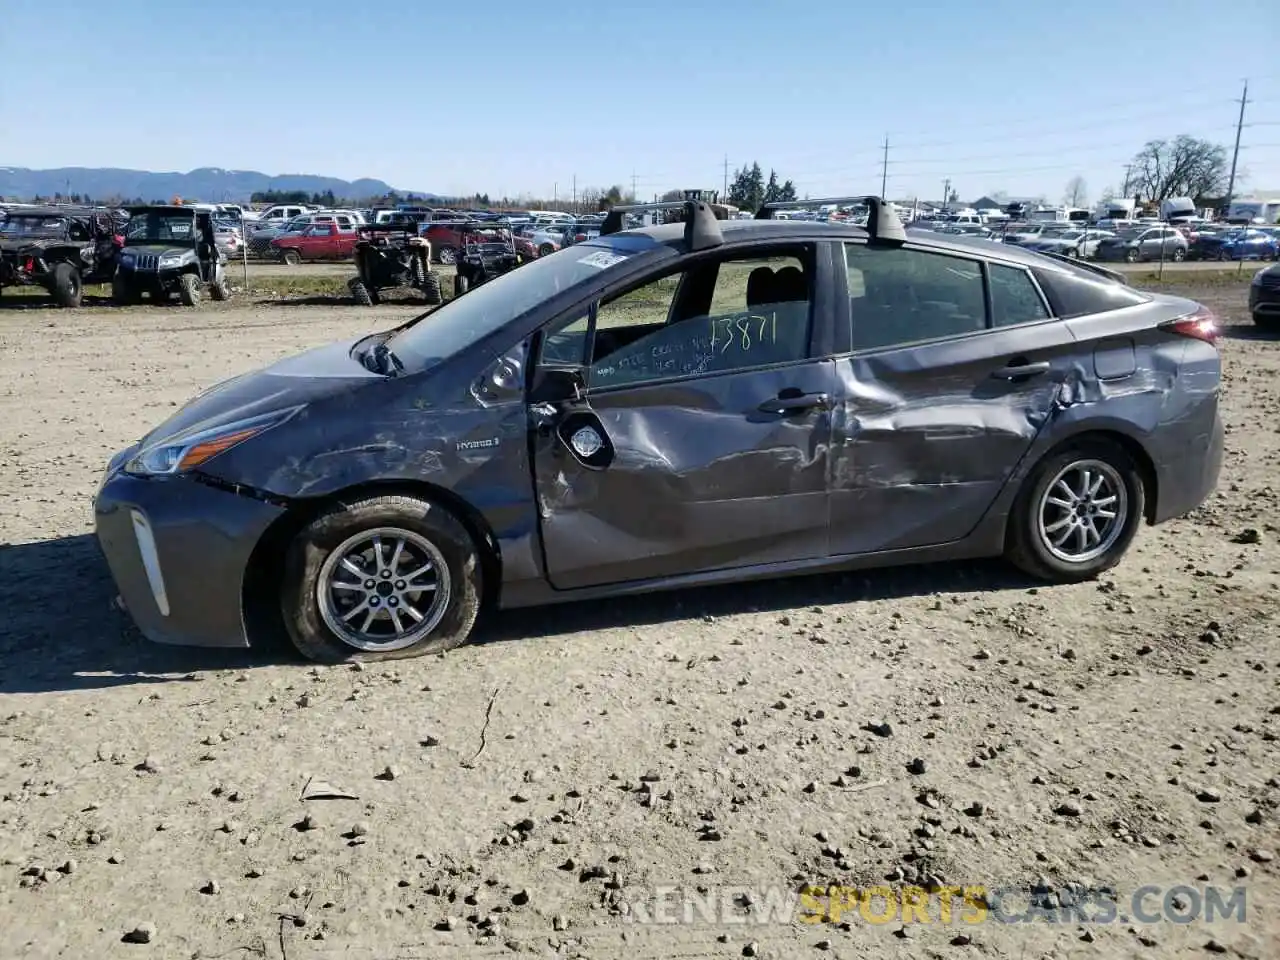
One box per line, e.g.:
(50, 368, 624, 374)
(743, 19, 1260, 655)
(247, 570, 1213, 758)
(1031, 264, 1151, 318)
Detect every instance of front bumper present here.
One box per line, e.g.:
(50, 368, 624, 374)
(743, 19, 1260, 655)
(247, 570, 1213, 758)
(93, 463, 285, 647)
(1251, 284, 1280, 318)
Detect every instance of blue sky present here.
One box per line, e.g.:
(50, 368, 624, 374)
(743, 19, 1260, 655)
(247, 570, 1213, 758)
(3, 0, 1278, 203)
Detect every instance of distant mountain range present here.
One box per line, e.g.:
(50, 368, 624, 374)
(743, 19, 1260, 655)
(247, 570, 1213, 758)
(0, 166, 437, 202)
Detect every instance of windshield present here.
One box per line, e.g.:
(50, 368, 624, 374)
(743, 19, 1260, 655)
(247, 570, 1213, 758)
(387, 235, 666, 372)
(1, 215, 66, 236)
(125, 213, 194, 243)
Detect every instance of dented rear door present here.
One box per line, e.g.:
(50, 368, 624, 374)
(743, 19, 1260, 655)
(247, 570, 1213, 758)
(828, 247, 1078, 555)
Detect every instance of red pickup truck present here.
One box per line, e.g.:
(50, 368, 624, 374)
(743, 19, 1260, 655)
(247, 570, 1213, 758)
(271, 223, 357, 264)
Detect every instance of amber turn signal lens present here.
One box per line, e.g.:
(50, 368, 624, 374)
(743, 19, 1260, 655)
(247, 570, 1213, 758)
(176, 426, 264, 470)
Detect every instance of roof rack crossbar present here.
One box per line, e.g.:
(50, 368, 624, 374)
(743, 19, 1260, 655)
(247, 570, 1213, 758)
(756, 195, 907, 245)
(601, 200, 724, 251)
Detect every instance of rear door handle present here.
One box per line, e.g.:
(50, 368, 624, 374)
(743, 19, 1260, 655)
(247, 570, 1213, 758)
(990, 360, 1050, 380)
(758, 392, 830, 414)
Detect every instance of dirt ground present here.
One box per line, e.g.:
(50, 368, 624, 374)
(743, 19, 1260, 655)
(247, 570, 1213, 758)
(0, 278, 1277, 960)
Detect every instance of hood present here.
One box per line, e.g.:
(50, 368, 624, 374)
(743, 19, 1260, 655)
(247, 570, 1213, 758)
(136, 337, 383, 451)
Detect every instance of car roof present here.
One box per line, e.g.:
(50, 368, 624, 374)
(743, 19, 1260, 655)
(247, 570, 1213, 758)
(609, 218, 1076, 268)
(127, 205, 198, 215)
(4, 205, 104, 218)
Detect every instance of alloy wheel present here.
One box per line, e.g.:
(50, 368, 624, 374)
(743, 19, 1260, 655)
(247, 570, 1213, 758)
(316, 527, 451, 651)
(1036, 459, 1128, 564)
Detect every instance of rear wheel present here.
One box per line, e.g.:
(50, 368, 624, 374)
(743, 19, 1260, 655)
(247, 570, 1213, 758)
(421, 270, 443, 305)
(1125, 248, 1140, 263)
(50, 262, 83, 307)
(454, 274, 469, 298)
(349, 278, 374, 306)
(1005, 438, 1145, 582)
(538, 243, 556, 257)
(280, 495, 483, 663)
(210, 275, 231, 301)
(436, 246, 457, 265)
(1171, 247, 1186, 262)
(178, 272, 201, 306)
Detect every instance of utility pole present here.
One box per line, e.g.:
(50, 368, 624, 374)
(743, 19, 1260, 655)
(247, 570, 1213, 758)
(942, 178, 951, 212)
(880, 136, 889, 198)
(1121, 164, 1133, 199)
(1224, 80, 1250, 214)
(572, 175, 577, 211)
(723, 155, 729, 199)
(630, 171, 638, 201)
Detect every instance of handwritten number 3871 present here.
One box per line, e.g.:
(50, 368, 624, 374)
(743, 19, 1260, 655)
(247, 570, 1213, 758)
(711, 313, 776, 354)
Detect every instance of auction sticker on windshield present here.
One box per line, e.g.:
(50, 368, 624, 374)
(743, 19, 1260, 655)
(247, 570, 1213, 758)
(578, 250, 628, 269)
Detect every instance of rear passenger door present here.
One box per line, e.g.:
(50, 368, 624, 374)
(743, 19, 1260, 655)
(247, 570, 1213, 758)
(828, 242, 1077, 556)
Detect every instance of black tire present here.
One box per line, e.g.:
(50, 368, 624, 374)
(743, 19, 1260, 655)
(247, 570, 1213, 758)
(282, 249, 302, 266)
(1171, 247, 1186, 262)
(454, 274, 469, 298)
(280, 495, 483, 663)
(1254, 312, 1280, 331)
(538, 243, 555, 257)
(178, 272, 201, 306)
(421, 270, 443, 305)
(50, 262, 83, 307)
(1005, 437, 1145, 583)
(111, 272, 135, 306)
(1125, 248, 1140, 263)
(210, 276, 231, 301)
(411, 251, 427, 285)
(349, 279, 374, 306)
(436, 246, 457, 265)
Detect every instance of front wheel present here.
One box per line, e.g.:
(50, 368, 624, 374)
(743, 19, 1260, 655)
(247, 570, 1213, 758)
(421, 271, 443, 305)
(50, 262, 83, 307)
(453, 274, 469, 298)
(280, 495, 483, 663)
(282, 249, 302, 266)
(1125, 248, 1140, 263)
(436, 246, 457, 265)
(349, 278, 374, 306)
(178, 272, 201, 306)
(210, 276, 231, 301)
(1005, 439, 1145, 582)
(1171, 247, 1186, 262)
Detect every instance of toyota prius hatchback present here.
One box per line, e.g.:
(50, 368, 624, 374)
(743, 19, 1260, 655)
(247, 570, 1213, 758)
(93, 199, 1223, 663)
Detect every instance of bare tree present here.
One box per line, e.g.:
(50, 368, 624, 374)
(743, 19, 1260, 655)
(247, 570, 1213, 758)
(1129, 136, 1229, 202)
(1098, 185, 1115, 203)
(1063, 176, 1088, 207)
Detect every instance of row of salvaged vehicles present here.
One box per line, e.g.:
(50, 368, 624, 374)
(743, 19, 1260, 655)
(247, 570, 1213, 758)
(0, 204, 230, 307)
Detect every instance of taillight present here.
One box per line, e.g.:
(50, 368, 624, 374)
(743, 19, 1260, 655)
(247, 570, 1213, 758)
(23, 257, 34, 272)
(1161, 306, 1218, 343)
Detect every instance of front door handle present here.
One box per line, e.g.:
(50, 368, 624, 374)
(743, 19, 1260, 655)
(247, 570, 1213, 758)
(758, 392, 830, 414)
(990, 360, 1050, 380)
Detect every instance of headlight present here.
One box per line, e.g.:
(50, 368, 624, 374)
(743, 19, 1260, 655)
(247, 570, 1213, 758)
(159, 255, 185, 268)
(124, 407, 301, 476)
(1256, 268, 1271, 285)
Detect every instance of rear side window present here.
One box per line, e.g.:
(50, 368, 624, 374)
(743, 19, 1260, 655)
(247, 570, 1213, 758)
(1031, 265, 1150, 318)
(845, 243, 985, 350)
(989, 263, 1050, 327)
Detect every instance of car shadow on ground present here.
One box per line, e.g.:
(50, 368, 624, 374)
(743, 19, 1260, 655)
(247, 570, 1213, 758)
(1, 532, 1035, 696)
(0, 294, 116, 311)
(257, 295, 435, 309)
(1219, 323, 1277, 341)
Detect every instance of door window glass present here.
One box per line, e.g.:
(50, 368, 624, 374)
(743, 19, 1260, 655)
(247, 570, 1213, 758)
(536, 251, 813, 389)
(988, 263, 1051, 327)
(844, 243, 986, 350)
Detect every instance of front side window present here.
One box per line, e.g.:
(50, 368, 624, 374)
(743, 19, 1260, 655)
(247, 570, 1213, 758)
(845, 243, 985, 350)
(538, 249, 815, 390)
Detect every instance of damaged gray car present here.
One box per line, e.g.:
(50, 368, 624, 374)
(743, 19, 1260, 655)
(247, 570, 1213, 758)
(93, 197, 1224, 663)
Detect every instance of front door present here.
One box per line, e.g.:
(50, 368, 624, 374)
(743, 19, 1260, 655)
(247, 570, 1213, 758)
(530, 244, 837, 591)
(828, 242, 1072, 555)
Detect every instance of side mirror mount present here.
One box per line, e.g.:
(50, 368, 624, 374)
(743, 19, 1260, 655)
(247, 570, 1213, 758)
(529, 365, 585, 404)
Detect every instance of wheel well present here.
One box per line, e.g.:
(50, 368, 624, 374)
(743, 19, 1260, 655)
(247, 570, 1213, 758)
(1041, 429, 1159, 524)
(240, 479, 503, 650)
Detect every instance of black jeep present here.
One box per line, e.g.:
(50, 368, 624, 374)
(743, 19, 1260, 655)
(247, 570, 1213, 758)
(113, 206, 231, 306)
(452, 222, 523, 298)
(348, 223, 443, 306)
(0, 205, 126, 306)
